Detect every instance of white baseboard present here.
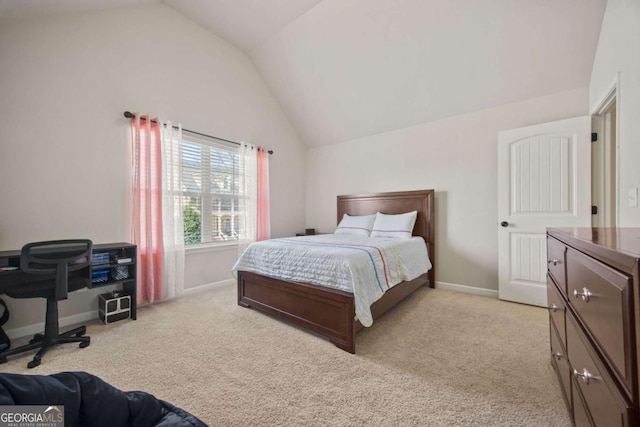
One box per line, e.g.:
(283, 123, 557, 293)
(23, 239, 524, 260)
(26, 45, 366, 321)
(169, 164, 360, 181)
(185, 279, 498, 299)
(435, 281, 498, 298)
(6, 310, 99, 341)
(183, 278, 235, 296)
(9, 279, 490, 340)
(5, 280, 235, 340)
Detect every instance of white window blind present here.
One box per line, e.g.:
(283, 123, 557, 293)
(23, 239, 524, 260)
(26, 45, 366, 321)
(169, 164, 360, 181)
(181, 132, 244, 246)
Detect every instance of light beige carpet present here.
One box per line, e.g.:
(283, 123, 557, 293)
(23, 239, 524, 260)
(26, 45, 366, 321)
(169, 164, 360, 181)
(2, 285, 570, 426)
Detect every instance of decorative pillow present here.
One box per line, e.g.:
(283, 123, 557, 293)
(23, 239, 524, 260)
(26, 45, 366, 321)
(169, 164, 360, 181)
(370, 211, 418, 239)
(334, 214, 376, 236)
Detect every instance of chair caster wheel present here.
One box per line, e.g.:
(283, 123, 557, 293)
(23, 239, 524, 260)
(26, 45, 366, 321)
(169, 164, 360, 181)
(27, 359, 41, 369)
(79, 341, 90, 348)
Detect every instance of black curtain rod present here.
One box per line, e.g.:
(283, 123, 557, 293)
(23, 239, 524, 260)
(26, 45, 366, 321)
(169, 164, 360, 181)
(123, 111, 273, 155)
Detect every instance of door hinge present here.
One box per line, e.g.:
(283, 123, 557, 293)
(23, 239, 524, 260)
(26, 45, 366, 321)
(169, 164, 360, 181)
(591, 132, 598, 142)
(591, 205, 598, 215)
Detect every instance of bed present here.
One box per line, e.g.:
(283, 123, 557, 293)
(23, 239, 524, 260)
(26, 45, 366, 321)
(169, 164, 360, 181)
(235, 189, 435, 353)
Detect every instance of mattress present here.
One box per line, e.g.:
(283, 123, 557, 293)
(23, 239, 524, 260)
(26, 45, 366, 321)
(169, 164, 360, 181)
(232, 234, 432, 326)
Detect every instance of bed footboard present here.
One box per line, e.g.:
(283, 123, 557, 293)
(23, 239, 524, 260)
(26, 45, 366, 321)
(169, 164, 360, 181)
(237, 271, 357, 353)
(237, 271, 430, 353)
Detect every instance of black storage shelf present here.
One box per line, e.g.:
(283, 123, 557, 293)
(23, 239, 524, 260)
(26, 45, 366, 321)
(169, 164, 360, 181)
(92, 261, 135, 269)
(90, 243, 137, 320)
(91, 278, 135, 288)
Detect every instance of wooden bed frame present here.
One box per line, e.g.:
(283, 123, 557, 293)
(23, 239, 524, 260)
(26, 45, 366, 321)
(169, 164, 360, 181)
(237, 189, 435, 353)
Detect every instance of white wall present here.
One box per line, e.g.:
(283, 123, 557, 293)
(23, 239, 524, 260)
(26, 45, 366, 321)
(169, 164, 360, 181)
(589, 0, 640, 226)
(305, 88, 588, 292)
(0, 4, 306, 332)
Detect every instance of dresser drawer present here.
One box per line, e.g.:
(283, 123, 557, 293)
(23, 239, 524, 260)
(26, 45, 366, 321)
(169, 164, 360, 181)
(566, 314, 634, 427)
(548, 275, 567, 349)
(550, 321, 572, 414)
(566, 248, 634, 396)
(547, 237, 567, 295)
(572, 377, 594, 427)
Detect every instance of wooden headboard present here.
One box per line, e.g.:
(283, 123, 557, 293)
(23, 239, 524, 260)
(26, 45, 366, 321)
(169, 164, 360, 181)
(337, 189, 435, 285)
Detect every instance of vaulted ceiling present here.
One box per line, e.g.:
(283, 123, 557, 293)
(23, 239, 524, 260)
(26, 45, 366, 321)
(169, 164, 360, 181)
(0, 0, 607, 146)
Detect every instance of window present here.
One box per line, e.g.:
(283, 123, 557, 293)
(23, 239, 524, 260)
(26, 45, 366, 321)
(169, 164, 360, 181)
(181, 132, 243, 246)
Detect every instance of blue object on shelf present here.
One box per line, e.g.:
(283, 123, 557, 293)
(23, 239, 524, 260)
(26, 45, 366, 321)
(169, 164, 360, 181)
(91, 252, 110, 266)
(91, 269, 110, 284)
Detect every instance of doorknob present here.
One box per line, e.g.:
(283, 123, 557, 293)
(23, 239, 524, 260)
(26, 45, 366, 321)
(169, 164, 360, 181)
(500, 221, 509, 227)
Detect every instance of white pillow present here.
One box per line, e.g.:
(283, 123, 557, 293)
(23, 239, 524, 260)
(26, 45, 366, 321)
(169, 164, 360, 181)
(370, 211, 418, 239)
(334, 214, 376, 236)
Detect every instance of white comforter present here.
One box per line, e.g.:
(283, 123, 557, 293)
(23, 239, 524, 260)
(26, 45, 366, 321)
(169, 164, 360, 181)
(232, 234, 432, 326)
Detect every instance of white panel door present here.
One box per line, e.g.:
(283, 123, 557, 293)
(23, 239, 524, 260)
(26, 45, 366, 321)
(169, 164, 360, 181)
(498, 116, 591, 306)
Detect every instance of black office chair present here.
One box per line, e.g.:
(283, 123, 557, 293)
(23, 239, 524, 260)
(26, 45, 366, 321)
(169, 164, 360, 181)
(0, 240, 93, 368)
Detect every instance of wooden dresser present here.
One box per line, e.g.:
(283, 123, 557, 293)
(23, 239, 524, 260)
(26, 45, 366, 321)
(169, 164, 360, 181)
(546, 228, 640, 426)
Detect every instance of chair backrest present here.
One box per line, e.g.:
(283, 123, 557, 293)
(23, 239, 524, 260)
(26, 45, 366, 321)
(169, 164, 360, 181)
(20, 240, 93, 301)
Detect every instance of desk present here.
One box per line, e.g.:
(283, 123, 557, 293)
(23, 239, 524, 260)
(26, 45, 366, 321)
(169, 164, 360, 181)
(0, 242, 137, 320)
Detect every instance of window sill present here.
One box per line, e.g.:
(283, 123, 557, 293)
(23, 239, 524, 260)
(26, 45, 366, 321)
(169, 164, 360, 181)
(185, 241, 238, 254)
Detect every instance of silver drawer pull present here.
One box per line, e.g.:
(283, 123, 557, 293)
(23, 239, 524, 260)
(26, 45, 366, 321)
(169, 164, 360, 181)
(552, 351, 563, 360)
(573, 287, 593, 303)
(547, 258, 561, 266)
(573, 368, 600, 385)
(550, 303, 559, 312)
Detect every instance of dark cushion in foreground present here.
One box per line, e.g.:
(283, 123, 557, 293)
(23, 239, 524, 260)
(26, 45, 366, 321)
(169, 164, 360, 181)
(0, 371, 207, 427)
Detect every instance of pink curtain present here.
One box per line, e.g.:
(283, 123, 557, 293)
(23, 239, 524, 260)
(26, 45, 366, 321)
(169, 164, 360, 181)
(131, 114, 165, 304)
(256, 147, 271, 241)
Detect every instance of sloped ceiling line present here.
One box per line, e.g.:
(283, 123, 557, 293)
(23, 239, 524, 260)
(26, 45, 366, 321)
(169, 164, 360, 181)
(0, 0, 607, 147)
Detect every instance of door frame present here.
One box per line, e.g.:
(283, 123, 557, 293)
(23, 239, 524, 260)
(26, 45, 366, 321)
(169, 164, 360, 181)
(590, 73, 620, 228)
